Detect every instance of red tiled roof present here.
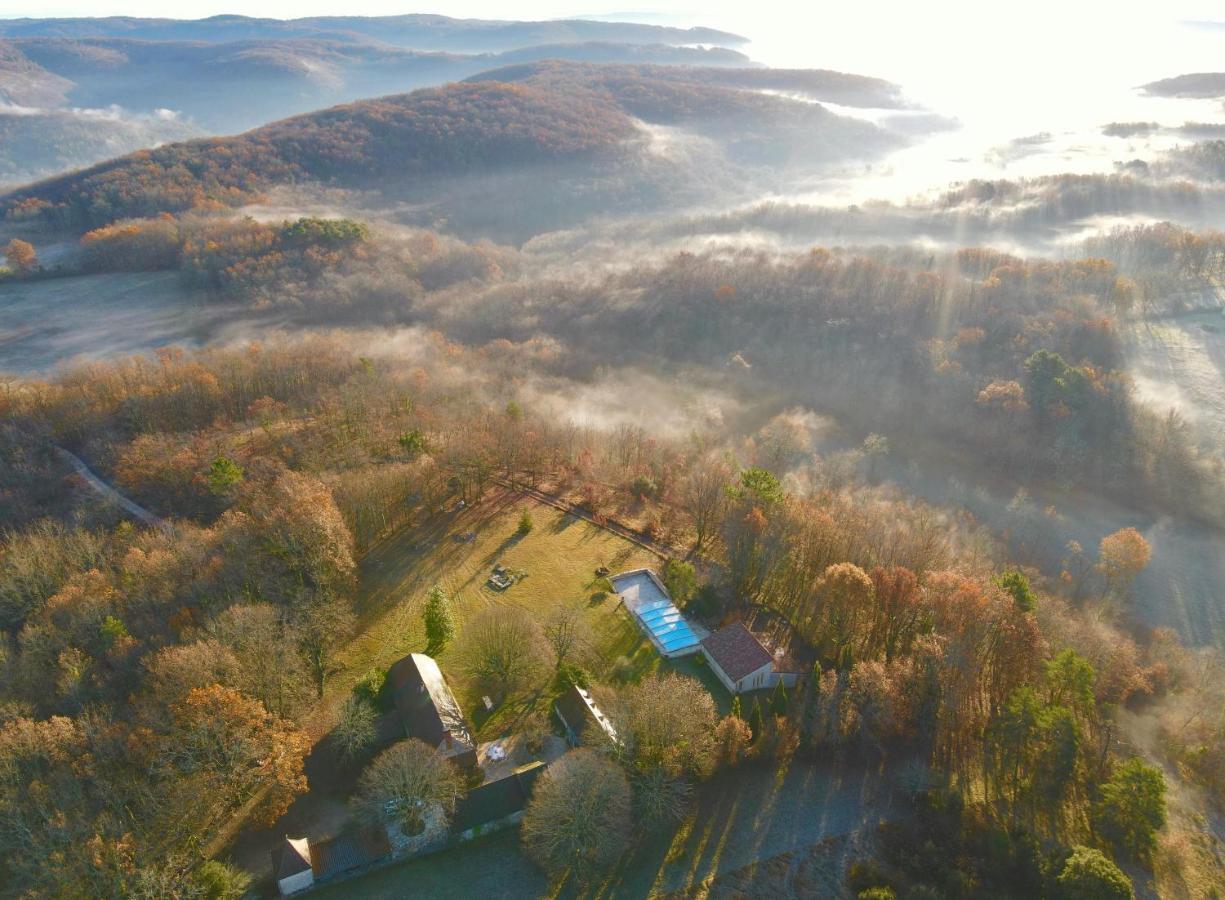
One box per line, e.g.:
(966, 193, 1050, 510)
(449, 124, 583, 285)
(701, 622, 774, 683)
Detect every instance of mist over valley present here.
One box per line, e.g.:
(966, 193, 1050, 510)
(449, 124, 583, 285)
(1, 6, 1224, 899)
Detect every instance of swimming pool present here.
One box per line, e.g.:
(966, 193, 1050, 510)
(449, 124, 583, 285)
(610, 569, 701, 657)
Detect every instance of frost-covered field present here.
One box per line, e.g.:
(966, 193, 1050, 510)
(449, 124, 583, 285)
(1127, 310, 1225, 450)
(0, 272, 218, 374)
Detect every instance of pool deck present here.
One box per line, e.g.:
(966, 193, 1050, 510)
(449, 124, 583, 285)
(611, 568, 706, 657)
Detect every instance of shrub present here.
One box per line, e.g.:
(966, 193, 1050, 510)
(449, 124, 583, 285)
(353, 667, 389, 710)
(518, 509, 534, 535)
(554, 662, 591, 691)
(1056, 846, 1134, 899)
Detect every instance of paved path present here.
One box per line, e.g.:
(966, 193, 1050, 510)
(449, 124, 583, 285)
(55, 445, 171, 533)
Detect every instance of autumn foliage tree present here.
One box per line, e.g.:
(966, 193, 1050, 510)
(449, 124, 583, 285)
(156, 684, 309, 843)
(1098, 527, 1151, 601)
(2, 238, 38, 276)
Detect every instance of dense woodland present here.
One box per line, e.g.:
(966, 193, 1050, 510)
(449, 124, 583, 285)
(50, 211, 1219, 529)
(0, 331, 1219, 896)
(0, 62, 899, 235)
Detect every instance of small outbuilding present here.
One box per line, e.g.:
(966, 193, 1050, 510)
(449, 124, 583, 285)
(701, 622, 800, 694)
(388, 653, 477, 768)
(451, 761, 546, 841)
(554, 684, 619, 748)
(309, 826, 392, 883)
(272, 836, 314, 896)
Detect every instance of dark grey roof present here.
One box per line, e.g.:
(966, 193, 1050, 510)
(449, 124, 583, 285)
(554, 684, 617, 746)
(451, 761, 545, 833)
(388, 653, 474, 752)
(310, 827, 391, 880)
(701, 622, 774, 682)
(272, 836, 311, 879)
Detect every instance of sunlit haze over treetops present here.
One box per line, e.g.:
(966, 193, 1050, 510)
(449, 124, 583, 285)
(1, 2, 1224, 898)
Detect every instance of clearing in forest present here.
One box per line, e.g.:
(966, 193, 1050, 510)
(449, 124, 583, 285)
(332, 488, 725, 736)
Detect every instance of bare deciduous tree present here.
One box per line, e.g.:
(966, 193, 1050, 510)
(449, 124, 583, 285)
(682, 455, 731, 551)
(543, 609, 589, 669)
(458, 607, 545, 700)
(521, 749, 630, 880)
(351, 739, 462, 835)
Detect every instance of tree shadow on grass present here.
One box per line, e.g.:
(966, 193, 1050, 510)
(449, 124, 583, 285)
(470, 684, 549, 740)
(480, 530, 527, 569)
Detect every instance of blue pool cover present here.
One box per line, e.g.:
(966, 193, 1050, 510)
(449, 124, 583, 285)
(611, 571, 701, 655)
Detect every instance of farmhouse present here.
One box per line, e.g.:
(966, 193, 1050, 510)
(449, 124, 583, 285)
(388, 653, 477, 768)
(700, 622, 801, 694)
(554, 683, 619, 748)
(272, 762, 546, 895)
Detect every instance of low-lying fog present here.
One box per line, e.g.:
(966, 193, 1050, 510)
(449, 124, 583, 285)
(8, 4, 1225, 657)
(697, 3, 1225, 206)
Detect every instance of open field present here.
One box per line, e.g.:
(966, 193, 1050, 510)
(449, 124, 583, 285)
(0, 272, 226, 373)
(336, 488, 681, 734)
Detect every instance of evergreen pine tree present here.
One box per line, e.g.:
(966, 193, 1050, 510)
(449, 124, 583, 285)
(748, 698, 765, 740)
(423, 584, 455, 652)
(771, 680, 789, 717)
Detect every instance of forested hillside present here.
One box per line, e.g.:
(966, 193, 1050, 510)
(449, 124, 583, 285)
(0, 35, 753, 135)
(0, 13, 745, 51)
(1, 66, 899, 236)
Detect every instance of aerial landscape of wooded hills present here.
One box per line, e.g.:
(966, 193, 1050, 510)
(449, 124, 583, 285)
(1, 7, 1224, 900)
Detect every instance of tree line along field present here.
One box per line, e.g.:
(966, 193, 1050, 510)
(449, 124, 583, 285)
(335, 490, 663, 735)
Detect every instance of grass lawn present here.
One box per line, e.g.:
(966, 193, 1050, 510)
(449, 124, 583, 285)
(327, 487, 671, 738)
(228, 488, 737, 888)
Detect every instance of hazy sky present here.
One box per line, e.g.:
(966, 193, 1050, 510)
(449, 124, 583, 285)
(7, 0, 1225, 186)
(5, 0, 1223, 26)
